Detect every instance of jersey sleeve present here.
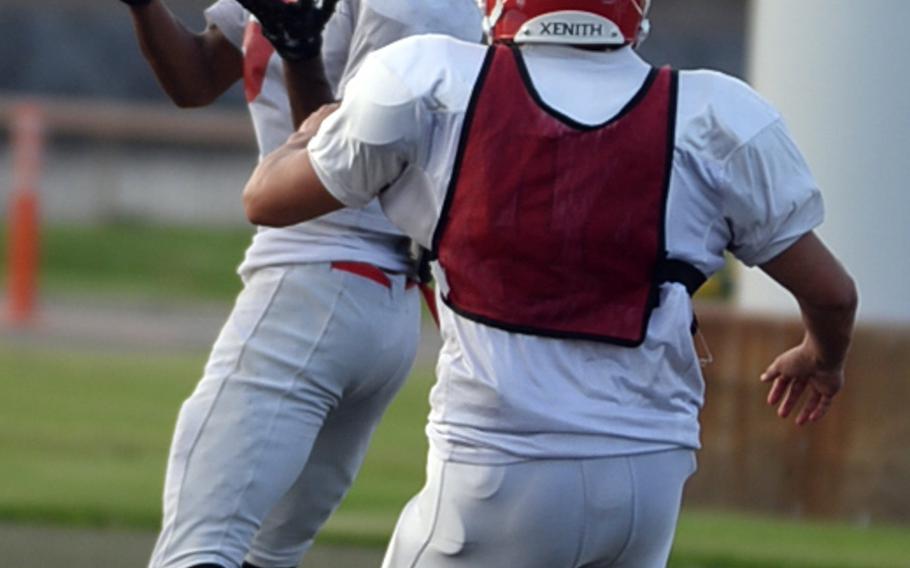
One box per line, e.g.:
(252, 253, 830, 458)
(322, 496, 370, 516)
(321, 0, 355, 95)
(307, 50, 424, 209)
(204, 0, 247, 49)
(720, 119, 825, 266)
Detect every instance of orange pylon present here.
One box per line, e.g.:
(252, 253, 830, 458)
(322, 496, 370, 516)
(6, 103, 44, 325)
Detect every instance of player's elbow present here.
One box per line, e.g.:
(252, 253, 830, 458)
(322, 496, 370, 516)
(168, 86, 217, 109)
(171, 94, 206, 109)
(141, 60, 219, 108)
(243, 182, 277, 227)
(243, 178, 306, 227)
(802, 274, 859, 317)
(832, 276, 859, 316)
(244, 150, 341, 227)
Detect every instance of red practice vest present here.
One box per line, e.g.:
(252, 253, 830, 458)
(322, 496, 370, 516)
(433, 45, 685, 346)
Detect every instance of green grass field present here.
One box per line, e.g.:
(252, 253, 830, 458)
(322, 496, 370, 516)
(0, 223, 252, 304)
(1, 223, 734, 304)
(1, 344, 908, 567)
(1, 223, 907, 564)
(0, 343, 428, 532)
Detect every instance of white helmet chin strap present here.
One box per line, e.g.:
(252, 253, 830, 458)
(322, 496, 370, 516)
(484, 0, 505, 37)
(634, 0, 651, 46)
(635, 18, 650, 47)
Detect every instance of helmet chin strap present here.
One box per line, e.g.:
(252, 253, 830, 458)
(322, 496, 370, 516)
(484, 0, 505, 37)
(633, 0, 651, 47)
(634, 18, 650, 47)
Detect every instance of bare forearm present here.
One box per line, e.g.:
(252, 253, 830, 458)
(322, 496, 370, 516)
(798, 285, 857, 371)
(759, 233, 856, 425)
(244, 146, 343, 226)
(245, 141, 310, 226)
(127, 1, 239, 107)
(762, 232, 858, 370)
(283, 58, 335, 128)
(244, 103, 344, 226)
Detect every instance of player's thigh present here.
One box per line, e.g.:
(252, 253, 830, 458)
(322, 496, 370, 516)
(169, 264, 350, 485)
(382, 455, 586, 568)
(608, 449, 696, 568)
(159, 266, 309, 523)
(301, 264, 421, 386)
(245, 268, 419, 566)
(152, 266, 351, 568)
(245, 363, 411, 566)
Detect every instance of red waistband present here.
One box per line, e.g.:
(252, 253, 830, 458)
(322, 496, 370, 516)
(331, 261, 420, 289)
(331, 262, 436, 326)
(331, 261, 392, 288)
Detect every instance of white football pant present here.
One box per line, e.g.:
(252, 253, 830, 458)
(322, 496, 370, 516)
(382, 449, 696, 568)
(149, 263, 420, 568)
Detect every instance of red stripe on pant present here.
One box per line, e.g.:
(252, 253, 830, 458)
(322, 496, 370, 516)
(331, 261, 392, 288)
(330, 262, 439, 328)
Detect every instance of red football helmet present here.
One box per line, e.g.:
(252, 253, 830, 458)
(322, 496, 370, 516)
(485, 0, 651, 46)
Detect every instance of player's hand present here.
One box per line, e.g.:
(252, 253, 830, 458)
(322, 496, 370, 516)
(118, 0, 153, 6)
(236, 0, 339, 61)
(286, 102, 339, 147)
(760, 337, 845, 426)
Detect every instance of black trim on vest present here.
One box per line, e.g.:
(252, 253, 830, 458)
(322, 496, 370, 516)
(642, 68, 679, 326)
(511, 45, 660, 132)
(660, 70, 679, 261)
(440, 295, 648, 347)
(654, 71, 708, 328)
(429, 46, 497, 259)
(657, 259, 708, 296)
(649, 73, 707, 295)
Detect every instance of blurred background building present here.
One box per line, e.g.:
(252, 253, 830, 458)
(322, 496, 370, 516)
(0, 0, 747, 226)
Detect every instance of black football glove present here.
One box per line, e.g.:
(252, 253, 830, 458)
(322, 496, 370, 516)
(236, 0, 339, 61)
(119, 0, 153, 5)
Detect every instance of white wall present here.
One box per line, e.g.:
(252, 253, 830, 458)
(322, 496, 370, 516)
(740, 0, 910, 324)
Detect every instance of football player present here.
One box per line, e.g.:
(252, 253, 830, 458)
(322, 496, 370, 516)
(243, 0, 857, 566)
(119, 1, 482, 567)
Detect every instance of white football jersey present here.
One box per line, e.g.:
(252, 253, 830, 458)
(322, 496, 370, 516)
(308, 37, 825, 463)
(204, 0, 483, 275)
